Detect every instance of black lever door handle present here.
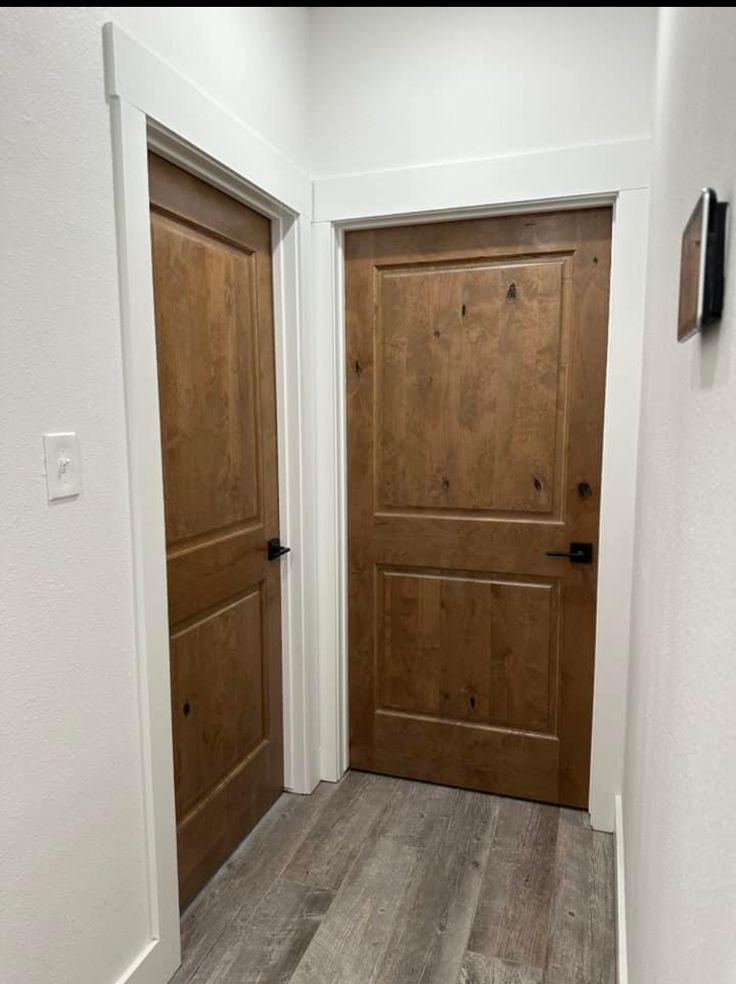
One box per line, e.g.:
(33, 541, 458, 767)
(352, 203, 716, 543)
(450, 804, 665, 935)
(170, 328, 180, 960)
(267, 537, 291, 561)
(545, 541, 593, 564)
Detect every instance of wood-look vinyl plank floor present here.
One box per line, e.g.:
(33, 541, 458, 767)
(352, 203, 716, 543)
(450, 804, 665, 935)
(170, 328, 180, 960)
(173, 772, 615, 984)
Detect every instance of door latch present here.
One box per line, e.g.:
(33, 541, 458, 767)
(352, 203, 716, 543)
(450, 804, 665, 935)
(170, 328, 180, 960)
(267, 537, 291, 561)
(545, 541, 593, 564)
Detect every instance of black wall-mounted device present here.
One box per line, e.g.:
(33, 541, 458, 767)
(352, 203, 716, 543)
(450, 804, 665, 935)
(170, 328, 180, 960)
(678, 188, 728, 342)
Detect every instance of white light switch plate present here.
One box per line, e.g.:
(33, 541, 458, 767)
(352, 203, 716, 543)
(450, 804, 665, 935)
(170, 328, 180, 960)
(44, 432, 82, 500)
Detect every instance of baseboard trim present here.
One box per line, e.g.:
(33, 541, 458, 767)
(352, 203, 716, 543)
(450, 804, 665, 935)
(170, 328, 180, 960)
(112, 937, 180, 984)
(613, 794, 628, 984)
(113, 940, 156, 984)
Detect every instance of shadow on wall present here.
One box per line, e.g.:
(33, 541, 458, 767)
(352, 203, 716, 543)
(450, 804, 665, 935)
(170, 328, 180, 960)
(697, 320, 730, 389)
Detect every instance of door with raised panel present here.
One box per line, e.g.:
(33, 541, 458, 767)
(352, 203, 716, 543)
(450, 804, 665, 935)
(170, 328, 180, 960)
(346, 208, 611, 807)
(149, 154, 283, 907)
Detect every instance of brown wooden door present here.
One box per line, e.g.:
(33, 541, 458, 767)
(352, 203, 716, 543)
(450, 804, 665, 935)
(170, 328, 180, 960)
(346, 208, 611, 808)
(149, 154, 283, 907)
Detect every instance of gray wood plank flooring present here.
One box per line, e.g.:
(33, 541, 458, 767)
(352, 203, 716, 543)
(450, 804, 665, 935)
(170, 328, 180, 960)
(173, 772, 615, 984)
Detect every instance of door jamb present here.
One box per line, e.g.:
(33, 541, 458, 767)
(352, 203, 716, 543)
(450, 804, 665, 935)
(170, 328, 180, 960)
(104, 23, 319, 984)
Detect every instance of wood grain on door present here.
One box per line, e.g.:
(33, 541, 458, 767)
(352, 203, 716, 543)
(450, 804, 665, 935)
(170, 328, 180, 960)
(346, 209, 611, 807)
(149, 154, 284, 907)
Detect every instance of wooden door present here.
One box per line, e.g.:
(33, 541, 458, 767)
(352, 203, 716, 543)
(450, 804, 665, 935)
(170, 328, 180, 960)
(346, 208, 611, 808)
(149, 154, 283, 907)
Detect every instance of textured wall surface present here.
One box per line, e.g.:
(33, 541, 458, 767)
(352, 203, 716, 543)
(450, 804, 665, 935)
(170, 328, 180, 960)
(625, 8, 736, 983)
(308, 6, 657, 176)
(0, 8, 309, 983)
(113, 6, 310, 167)
(1, 6, 670, 983)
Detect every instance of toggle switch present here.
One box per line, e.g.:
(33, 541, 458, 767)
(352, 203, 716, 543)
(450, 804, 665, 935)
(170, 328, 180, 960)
(44, 432, 82, 500)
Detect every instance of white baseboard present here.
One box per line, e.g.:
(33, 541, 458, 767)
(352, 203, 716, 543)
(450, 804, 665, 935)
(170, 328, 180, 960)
(113, 938, 180, 984)
(613, 794, 628, 984)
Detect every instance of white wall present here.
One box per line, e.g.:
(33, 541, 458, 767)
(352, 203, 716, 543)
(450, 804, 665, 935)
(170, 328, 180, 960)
(0, 8, 308, 984)
(308, 6, 657, 176)
(624, 8, 736, 984)
(113, 7, 310, 167)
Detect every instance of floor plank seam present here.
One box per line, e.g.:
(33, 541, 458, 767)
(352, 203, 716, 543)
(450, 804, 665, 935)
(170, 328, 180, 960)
(268, 785, 343, 879)
(539, 811, 564, 984)
(177, 802, 295, 982)
(176, 775, 616, 984)
(280, 778, 406, 980)
(178, 785, 342, 983)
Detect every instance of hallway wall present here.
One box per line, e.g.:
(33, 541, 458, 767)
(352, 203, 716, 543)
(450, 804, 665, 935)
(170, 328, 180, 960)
(308, 6, 657, 177)
(0, 8, 309, 984)
(624, 8, 736, 983)
(2, 8, 658, 984)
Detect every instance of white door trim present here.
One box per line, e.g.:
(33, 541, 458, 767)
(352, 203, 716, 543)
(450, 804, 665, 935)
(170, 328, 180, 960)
(104, 23, 319, 984)
(312, 141, 651, 833)
(104, 23, 310, 217)
(312, 138, 650, 223)
(614, 794, 629, 984)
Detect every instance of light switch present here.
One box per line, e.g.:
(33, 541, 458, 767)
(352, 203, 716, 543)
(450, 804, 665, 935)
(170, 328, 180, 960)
(44, 432, 82, 500)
